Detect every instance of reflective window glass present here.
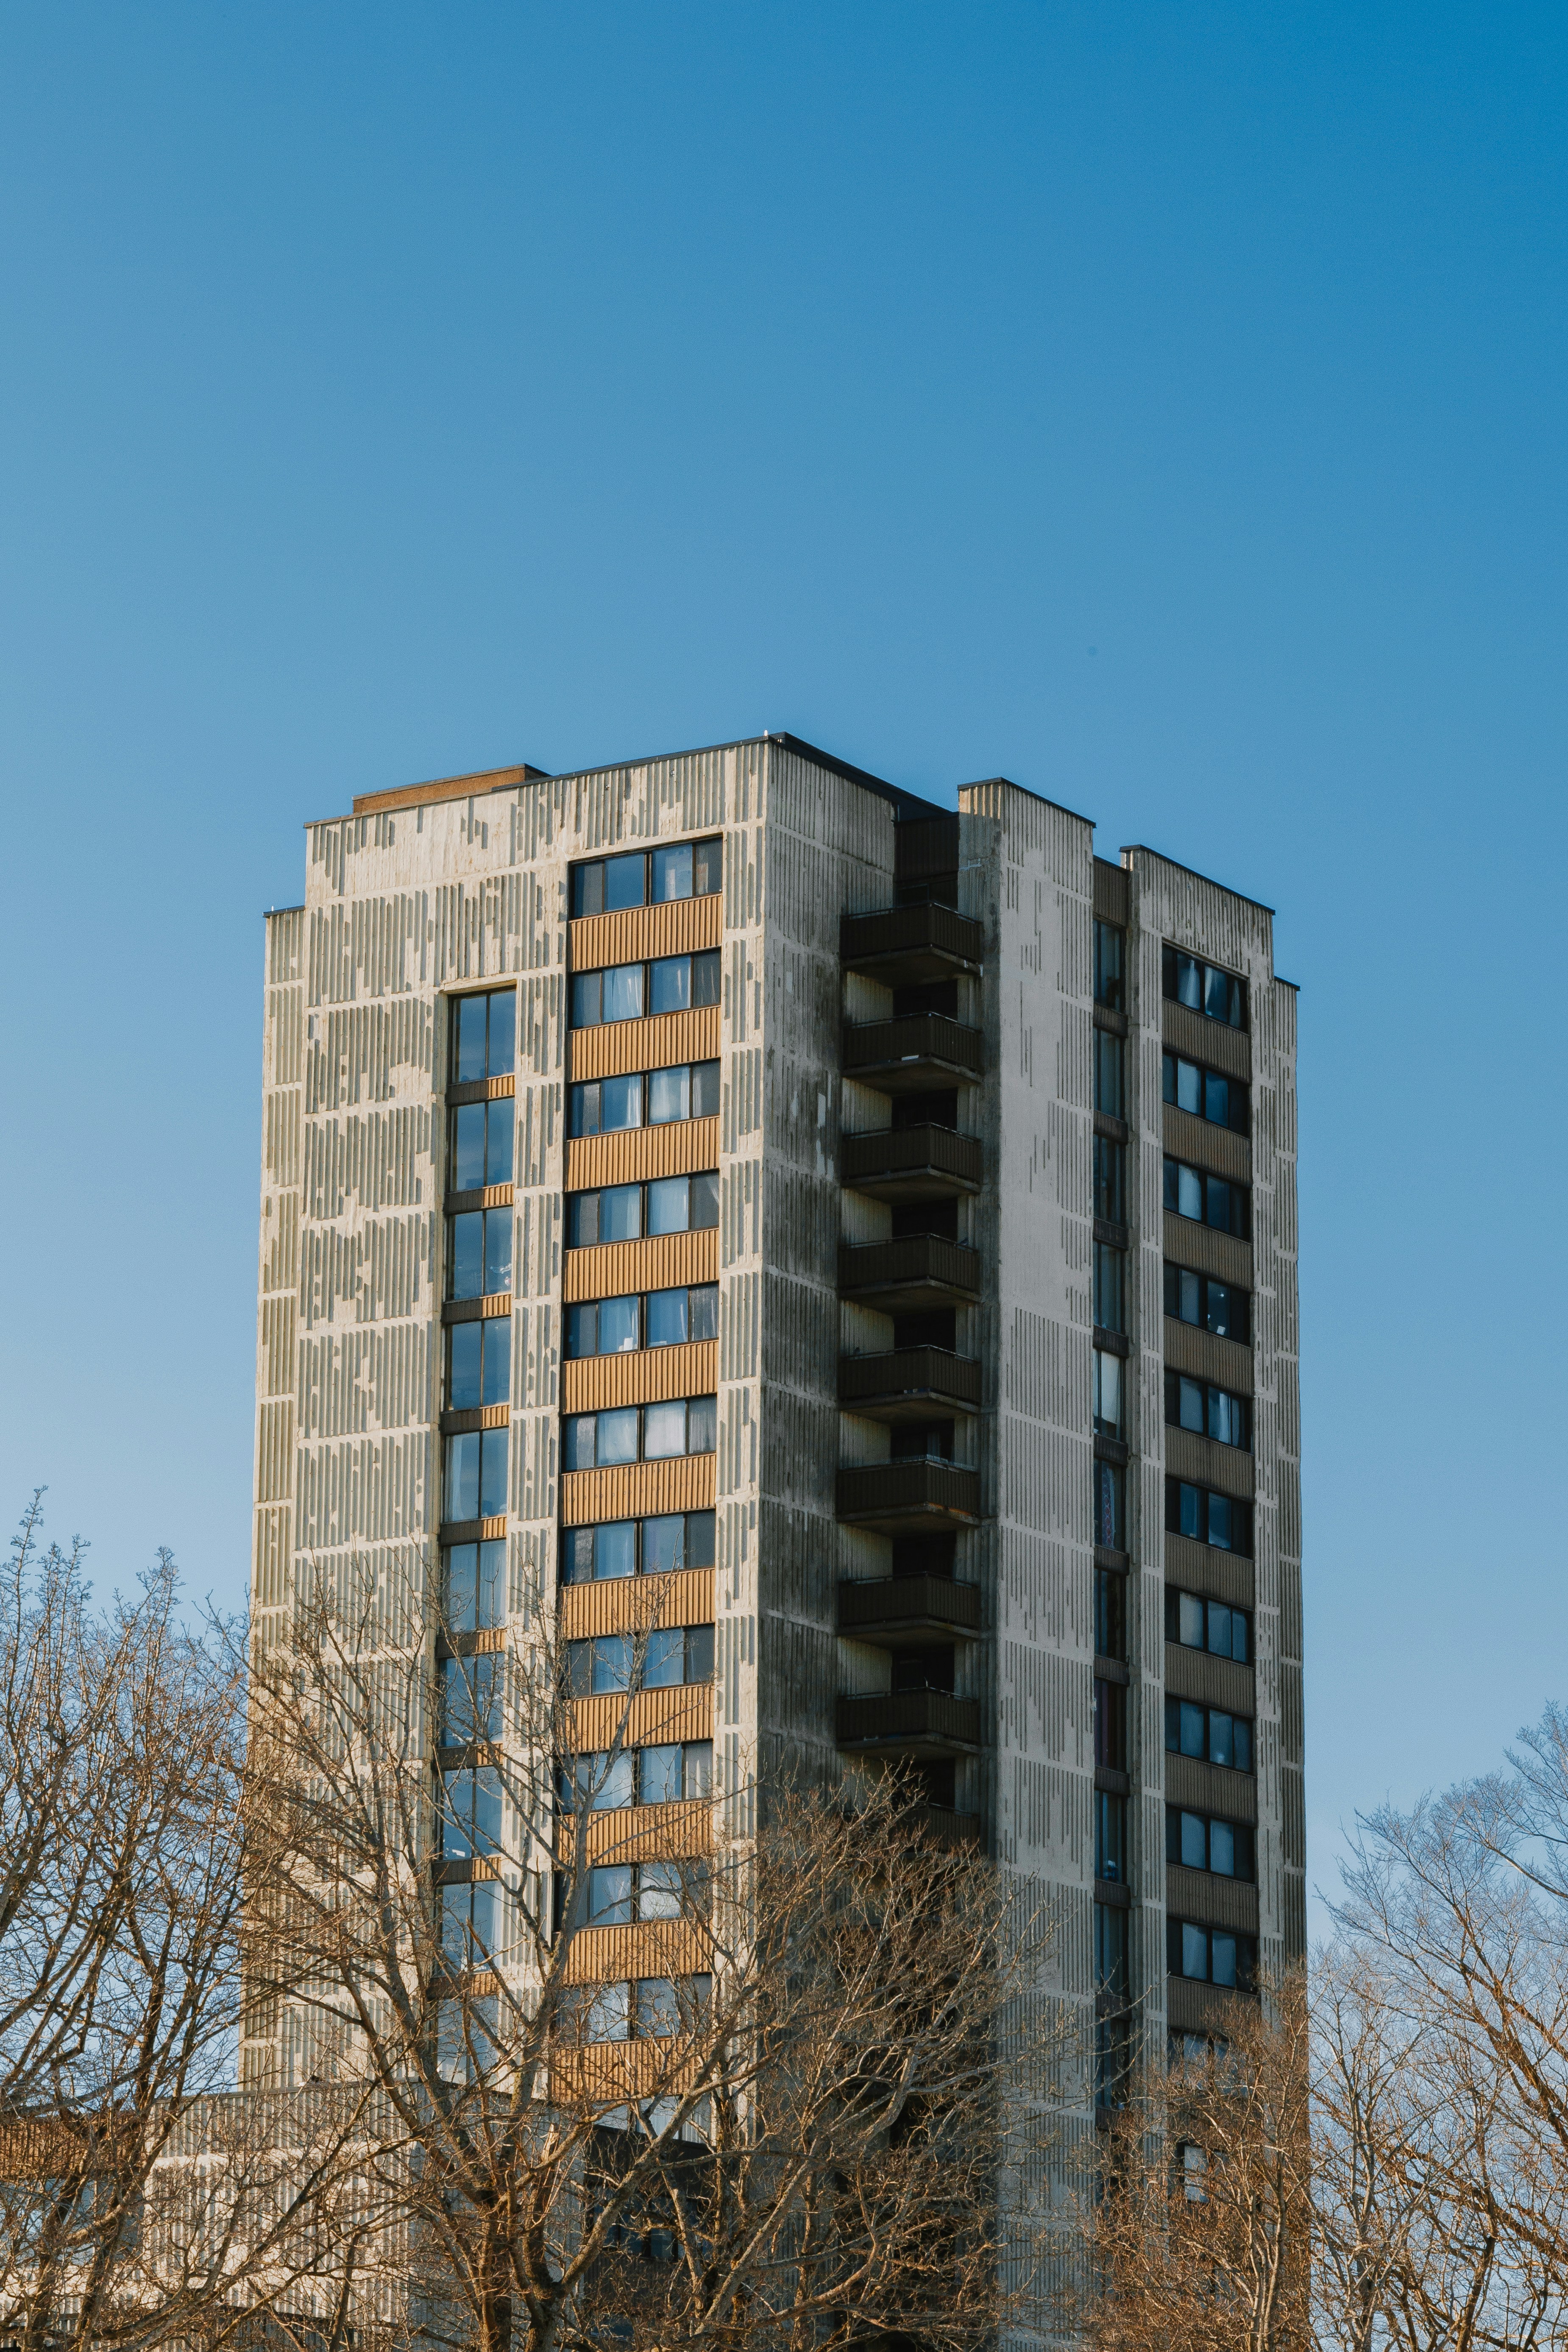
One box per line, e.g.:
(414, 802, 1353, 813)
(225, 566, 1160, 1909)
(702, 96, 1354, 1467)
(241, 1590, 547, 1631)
(648, 1064, 690, 1125)
(638, 1862, 682, 1921)
(596, 1522, 636, 1579)
(650, 955, 691, 1014)
(693, 838, 723, 896)
(484, 1211, 512, 1296)
(451, 1102, 487, 1190)
(570, 972, 601, 1028)
(1210, 1821, 1236, 1877)
(601, 1185, 641, 1241)
(642, 1514, 684, 1573)
(643, 1628, 685, 1690)
(647, 1176, 689, 1234)
(1183, 1922, 1209, 1979)
(691, 1171, 720, 1226)
(646, 1288, 688, 1346)
(1211, 1931, 1238, 1987)
(652, 841, 693, 902)
(603, 854, 646, 912)
(588, 1866, 632, 1924)
(600, 1074, 642, 1131)
(598, 1295, 640, 1354)
(602, 963, 644, 1022)
(565, 1303, 597, 1360)
(598, 1408, 639, 1467)
(643, 1400, 687, 1459)
(640, 1744, 683, 1803)
(1181, 1810, 1206, 1869)
(690, 1284, 718, 1341)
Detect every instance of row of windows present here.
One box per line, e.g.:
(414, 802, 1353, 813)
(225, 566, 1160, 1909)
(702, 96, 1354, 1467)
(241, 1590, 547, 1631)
(450, 1095, 515, 1191)
(566, 1626, 715, 1696)
(1163, 947, 1247, 1029)
(569, 1060, 720, 1138)
(1167, 1806, 1254, 1880)
(1165, 1371, 1249, 1450)
(566, 1284, 717, 1359)
(562, 1395, 717, 1472)
(1165, 1262, 1249, 1343)
(558, 1740, 713, 1810)
(1165, 1697, 1253, 1773)
(1167, 1477, 1252, 1556)
(569, 1172, 719, 1248)
(1163, 1050, 1248, 1134)
(585, 1859, 704, 1926)
(561, 1511, 715, 1583)
(562, 1973, 712, 2044)
(1164, 1156, 1249, 1237)
(571, 837, 722, 918)
(1166, 1588, 1251, 1662)
(1169, 1918, 1255, 1988)
(571, 951, 720, 1029)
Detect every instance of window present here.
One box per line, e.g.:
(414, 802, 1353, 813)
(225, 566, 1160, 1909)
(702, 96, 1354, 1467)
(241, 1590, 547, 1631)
(1093, 1136, 1125, 1224)
(559, 1511, 716, 1584)
(447, 1317, 511, 1408)
(447, 1208, 513, 1301)
(563, 1974, 713, 2044)
(1094, 1460, 1125, 1551)
(571, 951, 720, 1027)
(1162, 947, 1246, 1030)
(565, 1285, 719, 1359)
(1167, 1918, 1255, 1989)
(562, 1396, 717, 1472)
(567, 1172, 720, 1248)
(449, 1096, 515, 1191)
(440, 1766, 503, 1858)
(1095, 1567, 1126, 1662)
(444, 1428, 508, 1523)
(568, 1627, 715, 1698)
(568, 1061, 720, 1137)
(1094, 1032, 1125, 1120)
(442, 1878, 506, 1966)
(1165, 1588, 1250, 1663)
(443, 1539, 505, 1631)
(442, 1653, 504, 1747)
(586, 1859, 709, 1925)
(1166, 1478, 1252, 1556)
(559, 1741, 712, 1812)
(1094, 1677, 1126, 1771)
(451, 988, 517, 1083)
(1164, 1261, 1250, 1345)
(1162, 1052, 1249, 1136)
(1165, 1698, 1253, 1774)
(1095, 1790, 1126, 1884)
(1164, 1372, 1249, 1450)
(1093, 1349, 1124, 1439)
(1096, 2010, 1132, 2110)
(571, 837, 723, 918)
(1094, 921, 1125, 1013)
(1094, 1901, 1128, 1999)
(1163, 1157, 1249, 1237)
(1093, 1244, 1125, 1335)
(1166, 1806, 1254, 1881)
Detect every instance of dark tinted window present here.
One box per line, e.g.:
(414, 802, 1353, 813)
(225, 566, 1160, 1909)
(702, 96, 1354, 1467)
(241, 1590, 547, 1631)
(451, 988, 516, 1082)
(1162, 947, 1246, 1029)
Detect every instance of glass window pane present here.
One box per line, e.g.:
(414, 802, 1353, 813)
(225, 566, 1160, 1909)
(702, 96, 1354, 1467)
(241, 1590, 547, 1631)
(1206, 1600, 1232, 1658)
(686, 1510, 716, 1568)
(486, 992, 515, 1077)
(587, 1982, 629, 2042)
(1209, 1821, 1236, 1877)
(560, 1528, 594, 1585)
(487, 1101, 514, 1186)
(594, 1752, 635, 1811)
(687, 1395, 717, 1454)
(685, 1625, 714, 1682)
(456, 994, 488, 1083)
(692, 950, 721, 1006)
(640, 1744, 683, 1803)
(588, 1866, 632, 1924)
(1176, 954, 1201, 1010)
(689, 1284, 718, 1342)
(451, 1102, 486, 1191)
(692, 1061, 721, 1118)
(646, 1289, 688, 1347)
(598, 1295, 640, 1354)
(643, 1628, 683, 1690)
(479, 1429, 508, 1519)
(1204, 1071, 1228, 1126)
(600, 1184, 641, 1241)
(1204, 965, 1230, 1021)
(1179, 1482, 1201, 1539)
(602, 963, 644, 1022)
(449, 1214, 483, 1300)
(1209, 1712, 1233, 1768)
(572, 862, 604, 918)
(570, 971, 601, 1029)
(1181, 1812, 1206, 1869)
(1178, 1592, 1203, 1648)
(1183, 1922, 1209, 1979)
(569, 1082, 598, 1138)
(693, 838, 723, 896)
(638, 1978, 680, 2037)
(565, 1303, 597, 1360)
(603, 854, 646, 912)
(684, 1740, 713, 1798)
(482, 1317, 510, 1405)
(1095, 921, 1124, 1010)
(445, 1545, 478, 1633)
(646, 1176, 688, 1235)
(600, 1074, 643, 1132)
(592, 1636, 632, 1695)
(1178, 1164, 1203, 1220)
(1180, 1701, 1205, 1759)
(636, 1514, 680, 1573)
(597, 1408, 639, 1466)
(448, 1320, 482, 1408)
(568, 1191, 598, 1248)
(650, 955, 691, 1014)
(652, 842, 693, 902)
(1209, 1494, 1233, 1551)
(1232, 1718, 1253, 1773)
(1162, 1051, 1176, 1105)
(563, 1415, 595, 1472)
(1211, 1932, 1238, 1987)
(594, 1522, 636, 1579)
(690, 1171, 720, 1227)
(1177, 1059, 1200, 1114)
(445, 1432, 481, 1523)
(1179, 1375, 1203, 1433)
(648, 1064, 690, 1125)
(638, 1862, 681, 1920)
(1229, 1610, 1248, 1664)
(642, 1400, 687, 1459)
(483, 1211, 512, 1296)
(476, 1540, 504, 1626)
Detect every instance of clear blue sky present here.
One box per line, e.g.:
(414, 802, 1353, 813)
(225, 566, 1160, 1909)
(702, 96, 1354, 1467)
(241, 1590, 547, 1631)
(1, 4, 1563, 1900)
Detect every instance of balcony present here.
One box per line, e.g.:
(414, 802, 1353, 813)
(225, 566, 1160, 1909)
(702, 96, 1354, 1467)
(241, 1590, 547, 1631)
(843, 1013, 984, 1094)
(838, 1347, 981, 1421)
(838, 1575, 982, 1643)
(840, 903, 986, 985)
(836, 1690, 982, 1754)
(841, 1123, 982, 1202)
(909, 1804, 983, 1848)
(838, 1235, 982, 1311)
(836, 1459, 983, 1531)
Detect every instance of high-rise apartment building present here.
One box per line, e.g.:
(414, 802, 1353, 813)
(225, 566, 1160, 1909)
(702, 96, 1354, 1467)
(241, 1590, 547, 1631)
(251, 730, 1302, 2108)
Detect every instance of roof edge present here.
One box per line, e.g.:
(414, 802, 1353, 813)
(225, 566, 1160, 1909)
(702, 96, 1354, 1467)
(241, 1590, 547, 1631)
(958, 775, 1095, 829)
(1120, 843, 1276, 917)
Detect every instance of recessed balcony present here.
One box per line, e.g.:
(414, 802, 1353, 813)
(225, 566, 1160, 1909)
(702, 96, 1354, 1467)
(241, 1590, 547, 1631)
(843, 1013, 984, 1093)
(840, 903, 986, 985)
(841, 1124, 983, 1202)
(835, 1459, 983, 1531)
(838, 1235, 982, 1311)
(835, 1690, 983, 1754)
(838, 1575, 983, 1643)
(838, 1347, 981, 1421)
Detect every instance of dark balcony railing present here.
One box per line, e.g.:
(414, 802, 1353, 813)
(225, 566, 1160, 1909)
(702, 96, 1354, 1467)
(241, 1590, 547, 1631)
(840, 902, 986, 983)
(838, 1575, 983, 1640)
(841, 1124, 983, 1201)
(842, 1013, 984, 1092)
(835, 1690, 983, 1751)
(838, 1235, 982, 1309)
(838, 1347, 981, 1419)
(909, 1804, 983, 1848)
(836, 1459, 983, 1529)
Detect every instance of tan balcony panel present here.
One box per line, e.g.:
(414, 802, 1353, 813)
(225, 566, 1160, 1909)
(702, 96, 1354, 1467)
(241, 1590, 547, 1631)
(1163, 1102, 1251, 1185)
(835, 1690, 983, 1754)
(569, 1684, 714, 1753)
(566, 1117, 719, 1193)
(838, 1235, 982, 1311)
(837, 1575, 982, 1643)
(1167, 1974, 1256, 2035)
(1166, 1424, 1256, 1500)
(563, 1917, 710, 1986)
(563, 1340, 718, 1415)
(439, 1515, 509, 1546)
(838, 1347, 981, 1420)
(1163, 1318, 1254, 1395)
(445, 1183, 516, 1217)
(1163, 1532, 1255, 1609)
(836, 1460, 983, 1531)
(565, 1229, 719, 1304)
(841, 1123, 983, 1202)
(550, 2037, 703, 2108)
(561, 1800, 713, 1867)
(1166, 1864, 1260, 1936)
(560, 1569, 716, 1641)
(440, 1404, 511, 1436)
(443, 1292, 513, 1327)
(1164, 1751, 1258, 1825)
(569, 895, 723, 971)
(1163, 998, 1251, 1081)
(1163, 1214, 1252, 1290)
(570, 1004, 720, 1084)
(842, 1013, 984, 1092)
(447, 1073, 517, 1108)
(561, 1455, 716, 1525)
(1164, 1642, 1255, 1716)
(839, 903, 986, 983)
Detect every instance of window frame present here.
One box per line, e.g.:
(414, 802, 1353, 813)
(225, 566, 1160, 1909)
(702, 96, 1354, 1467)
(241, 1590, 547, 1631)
(1161, 946, 1248, 1031)
(570, 950, 721, 1029)
(558, 1510, 717, 1584)
(1163, 1260, 1251, 1345)
(448, 986, 518, 1084)
(569, 837, 724, 919)
(1165, 1476, 1253, 1557)
(1164, 1369, 1250, 1452)
(566, 1171, 721, 1249)
(1164, 1586, 1251, 1663)
(568, 1059, 721, 1138)
(562, 1395, 719, 1474)
(1161, 1049, 1250, 1136)
(1162, 1154, 1250, 1238)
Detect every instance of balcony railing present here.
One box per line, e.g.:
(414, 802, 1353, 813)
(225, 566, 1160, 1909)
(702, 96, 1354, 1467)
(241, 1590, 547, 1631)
(835, 1690, 983, 1751)
(838, 1347, 981, 1419)
(838, 1575, 983, 1640)
(909, 1804, 983, 1848)
(835, 1459, 983, 1529)
(840, 903, 986, 983)
(842, 1013, 984, 1092)
(837, 1235, 982, 1309)
(841, 1124, 983, 1201)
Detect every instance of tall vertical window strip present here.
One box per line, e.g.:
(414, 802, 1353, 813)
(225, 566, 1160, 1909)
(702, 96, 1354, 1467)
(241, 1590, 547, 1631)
(1093, 1244, 1125, 1334)
(1094, 921, 1125, 1012)
(1094, 1031, 1124, 1119)
(451, 988, 517, 1083)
